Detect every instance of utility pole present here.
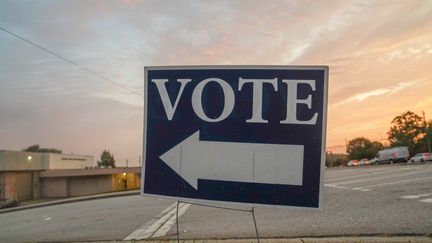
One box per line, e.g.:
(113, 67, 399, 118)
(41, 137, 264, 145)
(423, 111, 431, 153)
(344, 138, 348, 153)
(126, 159, 129, 168)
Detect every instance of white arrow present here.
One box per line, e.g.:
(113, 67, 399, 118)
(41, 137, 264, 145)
(159, 131, 304, 190)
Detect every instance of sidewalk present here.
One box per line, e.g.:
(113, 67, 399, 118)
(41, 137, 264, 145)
(77, 236, 432, 243)
(0, 189, 139, 214)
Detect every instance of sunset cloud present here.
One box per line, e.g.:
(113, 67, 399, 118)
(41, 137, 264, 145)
(336, 82, 416, 105)
(1, 0, 431, 160)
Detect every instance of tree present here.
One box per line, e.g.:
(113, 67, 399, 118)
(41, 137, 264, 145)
(371, 141, 384, 158)
(387, 111, 424, 155)
(326, 152, 348, 167)
(346, 137, 384, 160)
(23, 144, 62, 154)
(97, 150, 116, 168)
(419, 120, 432, 153)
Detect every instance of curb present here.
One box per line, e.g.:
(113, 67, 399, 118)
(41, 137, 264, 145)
(0, 190, 139, 214)
(74, 236, 432, 243)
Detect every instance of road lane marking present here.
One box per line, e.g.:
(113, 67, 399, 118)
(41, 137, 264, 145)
(401, 193, 432, 204)
(124, 202, 190, 240)
(401, 193, 432, 199)
(334, 171, 430, 186)
(325, 184, 372, 192)
(402, 195, 421, 199)
(356, 176, 432, 190)
(324, 184, 349, 189)
(152, 203, 190, 237)
(352, 188, 371, 192)
(325, 167, 413, 183)
(123, 202, 177, 240)
(419, 198, 432, 203)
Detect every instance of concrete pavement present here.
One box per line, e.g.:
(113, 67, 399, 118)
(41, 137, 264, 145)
(84, 236, 432, 243)
(0, 163, 431, 242)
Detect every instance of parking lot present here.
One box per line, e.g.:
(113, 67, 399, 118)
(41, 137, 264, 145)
(1, 162, 431, 242)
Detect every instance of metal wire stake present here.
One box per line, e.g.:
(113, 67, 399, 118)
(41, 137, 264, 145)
(175, 200, 260, 243)
(251, 207, 260, 243)
(176, 200, 180, 243)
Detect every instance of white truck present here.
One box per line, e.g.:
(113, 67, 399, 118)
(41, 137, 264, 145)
(376, 146, 410, 164)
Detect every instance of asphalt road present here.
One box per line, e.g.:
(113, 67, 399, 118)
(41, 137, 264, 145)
(1, 163, 432, 242)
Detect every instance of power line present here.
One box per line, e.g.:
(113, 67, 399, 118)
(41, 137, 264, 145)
(326, 145, 346, 149)
(0, 26, 143, 98)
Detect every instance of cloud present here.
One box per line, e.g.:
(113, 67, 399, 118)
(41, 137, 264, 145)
(379, 40, 432, 63)
(334, 82, 416, 106)
(1, 0, 432, 157)
(345, 89, 390, 102)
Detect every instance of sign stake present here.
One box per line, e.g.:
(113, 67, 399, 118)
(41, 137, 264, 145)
(251, 207, 260, 243)
(176, 200, 180, 243)
(175, 200, 261, 242)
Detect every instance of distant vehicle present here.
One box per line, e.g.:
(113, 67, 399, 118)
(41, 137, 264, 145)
(361, 158, 371, 165)
(409, 153, 432, 163)
(347, 160, 359, 166)
(376, 147, 410, 164)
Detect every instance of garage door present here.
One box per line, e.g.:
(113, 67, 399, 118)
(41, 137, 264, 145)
(68, 176, 112, 197)
(15, 173, 32, 201)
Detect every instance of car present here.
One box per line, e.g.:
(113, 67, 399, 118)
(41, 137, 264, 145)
(360, 158, 370, 165)
(409, 153, 432, 163)
(369, 157, 378, 165)
(347, 160, 358, 166)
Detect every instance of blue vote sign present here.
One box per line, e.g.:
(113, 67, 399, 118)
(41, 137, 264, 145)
(142, 66, 328, 208)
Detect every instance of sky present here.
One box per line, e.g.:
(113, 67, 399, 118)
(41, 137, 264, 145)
(1, 0, 431, 166)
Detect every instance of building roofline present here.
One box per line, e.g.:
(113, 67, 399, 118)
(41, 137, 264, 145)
(39, 167, 141, 178)
(0, 150, 93, 157)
